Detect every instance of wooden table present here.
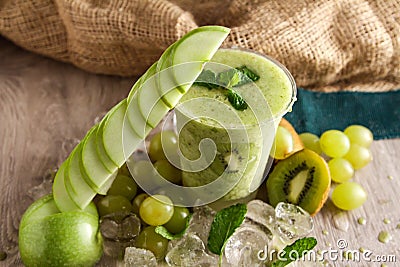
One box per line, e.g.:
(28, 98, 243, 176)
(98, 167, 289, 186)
(1, 37, 399, 266)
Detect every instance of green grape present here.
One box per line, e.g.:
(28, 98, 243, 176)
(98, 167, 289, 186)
(163, 206, 190, 234)
(131, 160, 157, 180)
(130, 160, 166, 192)
(132, 193, 148, 214)
(135, 226, 169, 260)
(343, 144, 372, 170)
(154, 159, 182, 184)
(299, 132, 322, 154)
(271, 126, 294, 159)
(139, 195, 174, 226)
(331, 182, 367, 210)
(320, 130, 350, 158)
(148, 131, 178, 162)
(96, 195, 133, 217)
(107, 174, 138, 201)
(328, 158, 354, 183)
(344, 125, 373, 148)
(118, 162, 131, 177)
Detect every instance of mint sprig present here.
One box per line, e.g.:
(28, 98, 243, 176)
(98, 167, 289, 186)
(155, 214, 192, 240)
(271, 237, 317, 267)
(193, 66, 259, 111)
(207, 203, 247, 255)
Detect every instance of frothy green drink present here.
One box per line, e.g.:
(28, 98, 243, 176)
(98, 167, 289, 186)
(175, 48, 296, 202)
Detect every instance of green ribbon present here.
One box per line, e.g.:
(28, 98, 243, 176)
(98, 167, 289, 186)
(284, 88, 400, 140)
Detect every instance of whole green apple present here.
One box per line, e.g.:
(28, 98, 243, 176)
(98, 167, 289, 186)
(19, 195, 103, 266)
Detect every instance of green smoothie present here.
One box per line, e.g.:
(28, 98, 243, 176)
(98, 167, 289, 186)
(175, 48, 296, 202)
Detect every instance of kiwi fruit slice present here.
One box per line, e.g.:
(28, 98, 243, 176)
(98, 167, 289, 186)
(266, 149, 331, 216)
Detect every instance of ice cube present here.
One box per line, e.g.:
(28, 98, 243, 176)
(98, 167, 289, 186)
(103, 239, 134, 259)
(165, 233, 216, 267)
(100, 212, 141, 241)
(124, 247, 157, 267)
(224, 224, 271, 267)
(100, 212, 141, 258)
(186, 205, 216, 244)
(237, 246, 254, 266)
(274, 202, 314, 244)
(246, 200, 275, 231)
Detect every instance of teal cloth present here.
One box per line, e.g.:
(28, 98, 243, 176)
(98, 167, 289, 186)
(284, 88, 400, 140)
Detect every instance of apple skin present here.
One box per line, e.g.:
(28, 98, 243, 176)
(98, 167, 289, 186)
(19, 211, 103, 267)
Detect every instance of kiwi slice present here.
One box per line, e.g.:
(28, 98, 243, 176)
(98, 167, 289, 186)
(266, 149, 330, 216)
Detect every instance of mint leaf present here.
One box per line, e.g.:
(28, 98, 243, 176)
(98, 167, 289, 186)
(193, 70, 218, 89)
(155, 214, 192, 240)
(195, 66, 259, 90)
(194, 66, 259, 111)
(216, 69, 248, 111)
(271, 237, 317, 267)
(217, 69, 242, 88)
(227, 90, 248, 111)
(207, 203, 247, 255)
(236, 66, 260, 83)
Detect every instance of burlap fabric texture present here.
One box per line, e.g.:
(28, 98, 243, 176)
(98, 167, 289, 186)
(0, 0, 399, 92)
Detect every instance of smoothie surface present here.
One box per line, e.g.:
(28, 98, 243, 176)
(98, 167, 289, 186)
(178, 48, 294, 126)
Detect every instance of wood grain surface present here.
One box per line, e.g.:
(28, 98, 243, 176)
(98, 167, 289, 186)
(0, 37, 399, 267)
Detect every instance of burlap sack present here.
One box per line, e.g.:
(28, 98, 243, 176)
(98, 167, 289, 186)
(0, 0, 399, 92)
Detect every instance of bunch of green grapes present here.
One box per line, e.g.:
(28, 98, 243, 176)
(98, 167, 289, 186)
(300, 125, 373, 210)
(96, 130, 190, 260)
(135, 194, 189, 260)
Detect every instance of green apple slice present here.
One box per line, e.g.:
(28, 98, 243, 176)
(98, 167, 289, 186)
(156, 26, 229, 107)
(137, 66, 171, 128)
(126, 62, 157, 105)
(95, 112, 119, 172)
(138, 26, 230, 128)
(64, 143, 97, 209)
(81, 126, 117, 193)
(127, 75, 144, 106)
(126, 92, 153, 138)
(53, 162, 81, 212)
(171, 26, 230, 93)
(103, 99, 142, 166)
(157, 43, 174, 70)
(156, 45, 184, 108)
(97, 172, 116, 195)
